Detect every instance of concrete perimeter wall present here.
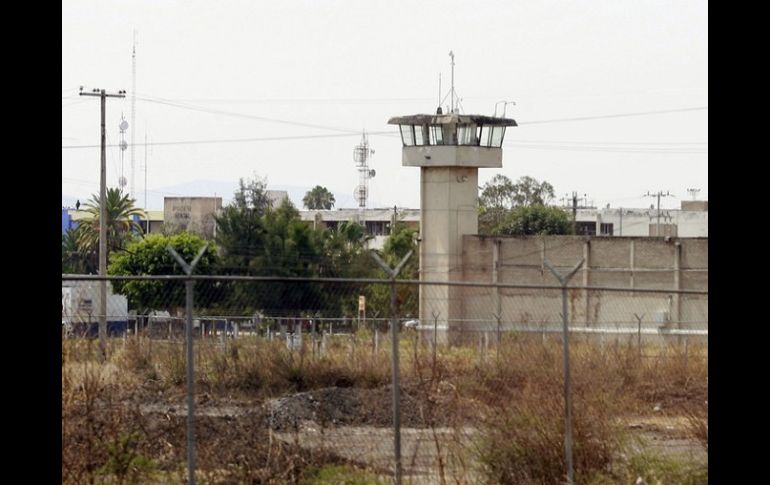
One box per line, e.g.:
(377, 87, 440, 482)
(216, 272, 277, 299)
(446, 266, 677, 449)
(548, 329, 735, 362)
(456, 236, 707, 343)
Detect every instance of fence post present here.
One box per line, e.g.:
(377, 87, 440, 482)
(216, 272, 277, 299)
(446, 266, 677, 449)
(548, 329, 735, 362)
(544, 257, 585, 485)
(494, 313, 502, 361)
(431, 310, 440, 370)
(634, 313, 645, 360)
(371, 249, 413, 485)
(168, 243, 208, 485)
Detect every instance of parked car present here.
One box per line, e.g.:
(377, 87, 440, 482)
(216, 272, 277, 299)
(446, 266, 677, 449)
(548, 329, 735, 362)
(402, 319, 420, 330)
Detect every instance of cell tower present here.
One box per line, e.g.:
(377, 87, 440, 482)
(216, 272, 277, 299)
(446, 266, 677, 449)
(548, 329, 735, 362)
(353, 131, 376, 224)
(118, 115, 129, 191)
(130, 30, 137, 198)
(686, 188, 701, 200)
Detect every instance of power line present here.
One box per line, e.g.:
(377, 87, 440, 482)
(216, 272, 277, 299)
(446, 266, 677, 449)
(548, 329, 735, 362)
(134, 94, 363, 134)
(62, 131, 390, 149)
(519, 106, 707, 126)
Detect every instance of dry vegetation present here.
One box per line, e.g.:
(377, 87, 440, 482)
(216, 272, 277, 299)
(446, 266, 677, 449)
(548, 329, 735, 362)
(62, 333, 707, 484)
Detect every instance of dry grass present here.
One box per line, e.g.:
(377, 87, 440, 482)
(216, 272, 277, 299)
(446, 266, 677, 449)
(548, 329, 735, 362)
(62, 333, 707, 483)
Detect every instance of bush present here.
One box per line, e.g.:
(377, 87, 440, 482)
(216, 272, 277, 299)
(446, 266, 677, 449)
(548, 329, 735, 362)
(475, 382, 624, 484)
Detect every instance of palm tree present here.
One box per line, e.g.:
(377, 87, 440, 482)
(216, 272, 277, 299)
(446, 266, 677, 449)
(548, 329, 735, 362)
(303, 185, 336, 210)
(77, 187, 146, 262)
(62, 227, 96, 274)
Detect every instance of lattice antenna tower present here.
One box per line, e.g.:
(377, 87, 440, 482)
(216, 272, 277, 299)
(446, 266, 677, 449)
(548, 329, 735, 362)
(353, 131, 376, 225)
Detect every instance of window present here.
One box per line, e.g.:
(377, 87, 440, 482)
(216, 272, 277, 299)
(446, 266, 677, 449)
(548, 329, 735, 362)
(429, 125, 444, 145)
(479, 125, 491, 146)
(400, 125, 414, 146)
(600, 223, 614, 236)
(575, 221, 596, 236)
(490, 126, 506, 147)
(457, 124, 477, 145)
(413, 125, 426, 145)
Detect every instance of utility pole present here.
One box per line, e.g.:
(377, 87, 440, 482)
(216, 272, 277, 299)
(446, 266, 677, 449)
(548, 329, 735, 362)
(79, 87, 126, 358)
(565, 192, 588, 235)
(644, 191, 674, 236)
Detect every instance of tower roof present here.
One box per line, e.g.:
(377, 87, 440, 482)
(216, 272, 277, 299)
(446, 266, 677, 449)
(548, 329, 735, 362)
(388, 113, 517, 126)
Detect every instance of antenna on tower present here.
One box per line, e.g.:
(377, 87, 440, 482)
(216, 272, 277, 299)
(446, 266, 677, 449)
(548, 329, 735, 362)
(449, 50, 455, 113)
(130, 29, 137, 198)
(118, 114, 129, 191)
(686, 188, 701, 200)
(353, 131, 375, 226)
(144, 130, 148, 211)
(437, 51, 461, 113)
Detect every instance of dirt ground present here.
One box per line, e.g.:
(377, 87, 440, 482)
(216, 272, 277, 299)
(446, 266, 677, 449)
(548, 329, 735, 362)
(137, 385, 706, 483)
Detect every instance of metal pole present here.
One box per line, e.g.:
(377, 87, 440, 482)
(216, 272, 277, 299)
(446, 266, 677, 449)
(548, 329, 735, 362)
(432, 310, 440, 368)
(634, 313, 645, 359)
(185, 279, 196, 485)
(544, 258, 584, 485)
(390, 280, 402, 485)
(167, 244, 208, 485)
(370, 250, 412, 485)
(560, 285, 574, 485)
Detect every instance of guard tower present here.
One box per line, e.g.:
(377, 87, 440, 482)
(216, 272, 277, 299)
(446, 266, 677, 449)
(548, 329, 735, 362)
(388, 111, 517, 343)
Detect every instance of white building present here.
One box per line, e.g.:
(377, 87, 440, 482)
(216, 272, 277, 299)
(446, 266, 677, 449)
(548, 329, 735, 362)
(299, 207, 420, 250)
(574, 200, 708, 237)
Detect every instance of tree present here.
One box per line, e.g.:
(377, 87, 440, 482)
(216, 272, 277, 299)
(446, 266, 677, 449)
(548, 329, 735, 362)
(355, 212, 421, 320)
(108, 232, 220, 314)
(493, 205, 572, 236)
(215, 176, 328, 315)
(480, 174, 515, 210)
(510, 176, 555, 207)
(77, 187, 145, 263)
(303, 185, 336, 210)
(479, 175, 557, 235)
(62, 227, 95, 274)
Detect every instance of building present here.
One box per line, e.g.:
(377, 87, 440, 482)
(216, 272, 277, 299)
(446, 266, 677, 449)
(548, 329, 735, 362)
(62, 207, 163, 236)
(163, 196, 222, 239)
(299, 208, 420, 249)
(573, 200, 708, 237)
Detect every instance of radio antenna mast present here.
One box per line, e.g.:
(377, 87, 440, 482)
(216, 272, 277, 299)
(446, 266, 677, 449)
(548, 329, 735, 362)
(130, 30, 137, 198)
(449, 50, 455, 113)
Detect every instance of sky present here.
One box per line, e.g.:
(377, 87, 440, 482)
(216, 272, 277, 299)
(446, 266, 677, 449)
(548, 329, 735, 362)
(62, 0, 707, 212)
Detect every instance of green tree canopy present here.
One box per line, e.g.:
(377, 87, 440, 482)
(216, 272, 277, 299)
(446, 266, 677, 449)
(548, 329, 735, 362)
(479, 175, 558, 235)
(62, 227, 96, 274)
(480, 174, 515, 210)
(108, 232, 219, 313)
(214, 176, 328, 315)
(303, 185, 336, 210)
(510, 176, 555, 207)
(493, 205, 572, 236)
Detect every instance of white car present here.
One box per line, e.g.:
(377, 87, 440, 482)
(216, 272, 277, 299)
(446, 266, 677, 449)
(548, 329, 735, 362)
(402, 319, 420, 330)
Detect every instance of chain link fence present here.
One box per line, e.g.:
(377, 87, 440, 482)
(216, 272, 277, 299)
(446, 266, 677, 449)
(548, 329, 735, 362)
(62, 274, 707, 484)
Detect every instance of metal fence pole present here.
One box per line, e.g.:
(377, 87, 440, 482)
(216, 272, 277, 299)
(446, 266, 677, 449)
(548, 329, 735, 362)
(389, 279, 402, 484)
(371, 249, 412, 485)
(168, 244, 208, 485)
(634, 313, 645, 360)
(544, 258, 585, 485)
(432, 310, 440, 369)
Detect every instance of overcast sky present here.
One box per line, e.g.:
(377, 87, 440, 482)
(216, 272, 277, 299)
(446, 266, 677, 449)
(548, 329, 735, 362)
(62, 0, 707, 211)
